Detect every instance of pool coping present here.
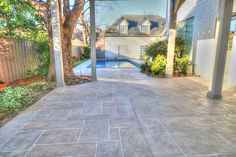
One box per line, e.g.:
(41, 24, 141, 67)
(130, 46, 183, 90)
(73, 59, 143, 76)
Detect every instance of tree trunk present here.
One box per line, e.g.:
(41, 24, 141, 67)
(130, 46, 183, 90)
(47, 26, 55, 81)
(46, 0, 55, 81)
(62, 28, 74, 83)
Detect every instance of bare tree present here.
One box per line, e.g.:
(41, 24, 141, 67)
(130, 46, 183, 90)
(78, 0, 114, 45)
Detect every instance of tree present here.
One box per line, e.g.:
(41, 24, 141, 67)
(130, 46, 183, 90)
(23, 0, 85, 84)
(0, 0, 45, 38)
(23, 0, 55, 81)
(78, 0, 114, 45)
(0, 0, 55, 81)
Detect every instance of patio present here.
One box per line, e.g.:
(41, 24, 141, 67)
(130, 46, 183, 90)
(0, 68, 236, 157)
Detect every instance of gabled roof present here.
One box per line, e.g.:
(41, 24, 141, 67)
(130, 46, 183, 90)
(104, 15, 166, 37)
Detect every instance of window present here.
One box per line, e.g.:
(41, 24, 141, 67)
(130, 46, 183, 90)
(140, 46, 146, 59)
(118, 25, 128, 34)
(141, 25, 150, 34)
(177, 17, 194, 57)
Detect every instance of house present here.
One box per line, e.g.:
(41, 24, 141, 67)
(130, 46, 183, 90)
(174, 0, 236, 86)
(97, 15, 166, 60)
(71, 29, 84, 57)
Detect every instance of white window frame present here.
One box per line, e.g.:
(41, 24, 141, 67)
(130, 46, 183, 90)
(118, 25, 128, 34)
(141, 25, 150, 34)
(140, 45, 146, 59)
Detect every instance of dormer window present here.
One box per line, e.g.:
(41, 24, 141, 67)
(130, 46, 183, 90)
(141, 25, 150, 34)
(140, 19, 151, 34)
(118, 25, 128, 34)
(117, 18, 128, 34)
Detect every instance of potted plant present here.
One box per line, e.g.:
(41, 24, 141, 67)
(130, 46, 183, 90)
(0, 80, 8, 89)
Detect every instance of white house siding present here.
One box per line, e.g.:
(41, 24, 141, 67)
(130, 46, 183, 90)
(104, 37, 163, 59)
(177, 0, 236, 85)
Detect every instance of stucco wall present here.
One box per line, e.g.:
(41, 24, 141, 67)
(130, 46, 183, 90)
(177, 0, 236, 85)
(104, 37, 164, 59)
(228, 31, 236, 85)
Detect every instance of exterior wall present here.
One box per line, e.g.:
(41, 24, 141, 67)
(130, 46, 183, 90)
(104, 37, 164, 59)
(72, 45, 83, 57)
(96, 37, 105, 59)
(71, 39, 83, 57)
(177, 0, 236, 85)
(228, 29, 236, 85)
(177, 0, 219, 77)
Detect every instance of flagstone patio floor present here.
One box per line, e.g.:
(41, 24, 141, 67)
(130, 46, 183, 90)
(1, 68, 236, 157)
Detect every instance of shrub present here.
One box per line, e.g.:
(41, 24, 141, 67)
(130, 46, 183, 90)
(81, 45, 91, 59)
(0, 80, 5, 84)
(175, 36, 185, 57)
(151, 55, 167, 77)
(0, 87, 33, 117)
(145, 40, 167, 59)
(28, 33, 50, 77)
(140, 62, 151, 74)
(174, 57, 190, 74)
(31, 82, 47, 92)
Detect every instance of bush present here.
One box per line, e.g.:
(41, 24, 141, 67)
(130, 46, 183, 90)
(175, 36, 185, 57)
(28, 32, 50, 77)
(81, 45, 90, 59)
(31, 82, 47, 92)
(174, 57, 190, 74)
(140, 62, 151, 74)
(150, 55, 167, 77)
(145, 40, 167, 59)
(0, 87, 33, 117)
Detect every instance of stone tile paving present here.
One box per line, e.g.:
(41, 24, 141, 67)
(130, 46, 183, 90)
(1, 68, 236, 157)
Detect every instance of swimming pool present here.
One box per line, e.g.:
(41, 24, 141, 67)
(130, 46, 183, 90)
(88, 60, 137, 68)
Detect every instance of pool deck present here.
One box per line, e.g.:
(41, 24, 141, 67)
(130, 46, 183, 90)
(1, 67, 236, 157)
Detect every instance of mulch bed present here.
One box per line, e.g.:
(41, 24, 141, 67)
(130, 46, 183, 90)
(9, 75, 92, 87)
(9, 76, 46, 87)
(66, 75, 92, 86)
(0, 75, 91, 127)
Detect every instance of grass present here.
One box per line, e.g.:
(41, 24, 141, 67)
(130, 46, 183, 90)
(73, 59, 88, 67)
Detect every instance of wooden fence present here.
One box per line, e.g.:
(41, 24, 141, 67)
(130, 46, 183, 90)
(0, 37, 40, 83)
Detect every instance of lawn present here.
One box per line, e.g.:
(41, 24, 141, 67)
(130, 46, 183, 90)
(73, 59, 88, 67)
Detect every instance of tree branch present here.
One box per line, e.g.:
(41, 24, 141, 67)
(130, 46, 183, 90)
(68, 0, 85, 27)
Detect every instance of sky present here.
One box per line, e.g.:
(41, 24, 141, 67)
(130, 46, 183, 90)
(94, 0, 167, 30)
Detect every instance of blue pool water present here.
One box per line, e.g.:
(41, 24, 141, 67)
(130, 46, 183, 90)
(88, 60, 137, 68)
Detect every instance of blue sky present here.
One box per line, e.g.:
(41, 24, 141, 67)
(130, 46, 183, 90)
(95, 0, 167, 29)
(230, 20, 236, 32)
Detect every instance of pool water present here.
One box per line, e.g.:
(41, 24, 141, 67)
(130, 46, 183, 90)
(88, 60, 136, 68)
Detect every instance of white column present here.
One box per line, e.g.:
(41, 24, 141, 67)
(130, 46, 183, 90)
(90, 0, 97, 81)
(50, 0, 65, 87)
(166, 29, 176, 78)
(166, 0, 176, 78)
(207, 0, 234, 99)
